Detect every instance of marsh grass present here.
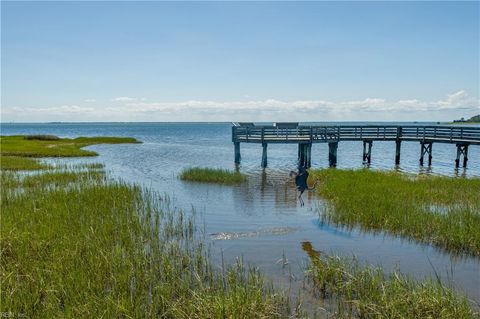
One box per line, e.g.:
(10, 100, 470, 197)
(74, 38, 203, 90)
(180, 167, 246, 184)
(25, 134, 61, 141)
(0, 156, 52, 170)
(20, 170, 106, 188)
(1, 165, 293, 318)
(0, 137, 293, 317)
(73, 162, 105, 170)
(312, 169, 480, 256)
(0, 135, 140, 157)
(302, 242, 477, 319)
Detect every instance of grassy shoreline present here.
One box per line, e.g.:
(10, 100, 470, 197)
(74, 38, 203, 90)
(302, 242, 478, 318)
(0, 156, 52, 170)
(180, 167, 246, 184)
(2, 168, 293, 317)
(0, 135, 140, 158)
(312, 169, 480, 256)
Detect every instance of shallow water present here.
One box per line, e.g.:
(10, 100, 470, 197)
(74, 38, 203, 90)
(2, 122, 479, 307)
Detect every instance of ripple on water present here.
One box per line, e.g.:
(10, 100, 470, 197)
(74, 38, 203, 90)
(209, 226, 302, 240)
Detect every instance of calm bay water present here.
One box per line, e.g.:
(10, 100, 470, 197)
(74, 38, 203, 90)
(2, 122, 479, 306)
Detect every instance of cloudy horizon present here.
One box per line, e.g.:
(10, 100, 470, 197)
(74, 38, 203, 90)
(2, 89, 479, 123)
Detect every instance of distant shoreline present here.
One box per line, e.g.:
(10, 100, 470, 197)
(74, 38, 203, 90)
(449, 121, 480, 125)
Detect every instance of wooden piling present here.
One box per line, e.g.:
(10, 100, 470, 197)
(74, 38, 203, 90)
(362, 141, 366, 163)
(298, 143, 311, 168)
(261, 143, 268, 168)
(362, 140, 372, 164)
(298, 144, 301, 159)
(463, 145, 469, 167)
(456, 145, 461, 168)
(298, 143, 312, 168)
(367, 141, 372, 164)
(306, 143, 312, 168)
(420, 142, 432, 166)
(429, 145, 433, 166)
(298, 144, 304, 167)
(456, 144, 469, 168)
(394, 127, 402, 165)
(395, 140, 401, 165)
(234, 142, 241, 164)
(328, 142, 338, 167)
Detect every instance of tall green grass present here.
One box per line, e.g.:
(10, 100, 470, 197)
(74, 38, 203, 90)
(0, 135, 140, 157)
(312, 169, 480, 256)
(1, 166, 293, 318)
(24, 135, 61, 141)
(302, 242, 477, 318)
(180, 167, 246, 184)
(0, 156, 51, 170)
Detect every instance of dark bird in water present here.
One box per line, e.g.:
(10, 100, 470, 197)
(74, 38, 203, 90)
(290, 166, 319, 206)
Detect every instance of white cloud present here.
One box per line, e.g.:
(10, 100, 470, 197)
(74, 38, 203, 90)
(6, 105, 95, 113)
(2, 90, 478, 122)
(84, 99, 96, 103)
(105, 90, 478, 115)
(112, 96, 137, 102)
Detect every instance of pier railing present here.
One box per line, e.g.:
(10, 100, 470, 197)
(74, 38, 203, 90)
(232, 125, 480, 145)
(232, 124, 480, 168)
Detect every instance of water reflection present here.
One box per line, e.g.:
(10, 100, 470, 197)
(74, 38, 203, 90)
(312, 220, 354, 239)
(418, 165, 433, 175)
(454, 168, 468, 178)
(302, 241, 322, 260)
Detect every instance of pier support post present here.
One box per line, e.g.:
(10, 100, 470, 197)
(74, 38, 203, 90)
(455, 144, 469, 168)
(234, 142, 241, 164)
(362, 140, 372, 165)
(328, 142, 338, 167)
(298, 143, 311, 168)
(395, 140, 401, 165)
(464, 145, 469, 168)
(306, 143, 312, 168)
(419, 142, 432, 166)
(261, 143, 268, 168)
(298, 144, 304, 167)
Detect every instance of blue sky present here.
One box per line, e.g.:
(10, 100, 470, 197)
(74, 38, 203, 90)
(1, 1, 479, 122)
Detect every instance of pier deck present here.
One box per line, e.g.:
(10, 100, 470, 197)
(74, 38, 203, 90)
(232, 124, 480, 168)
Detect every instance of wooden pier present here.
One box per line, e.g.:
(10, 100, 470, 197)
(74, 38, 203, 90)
(232, 123, 480, 168)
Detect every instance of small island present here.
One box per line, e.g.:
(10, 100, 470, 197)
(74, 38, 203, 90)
(180, 167, 246, 184)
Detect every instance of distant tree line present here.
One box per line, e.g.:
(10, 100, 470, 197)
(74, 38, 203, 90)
(453, 114, 480, 123)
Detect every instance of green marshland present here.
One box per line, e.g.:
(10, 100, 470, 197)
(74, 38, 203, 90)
(0, 136, 293, 318)
(180, 167, 246, 184)
(312, 169, 480, 257)
(1, 135, 478, 318)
